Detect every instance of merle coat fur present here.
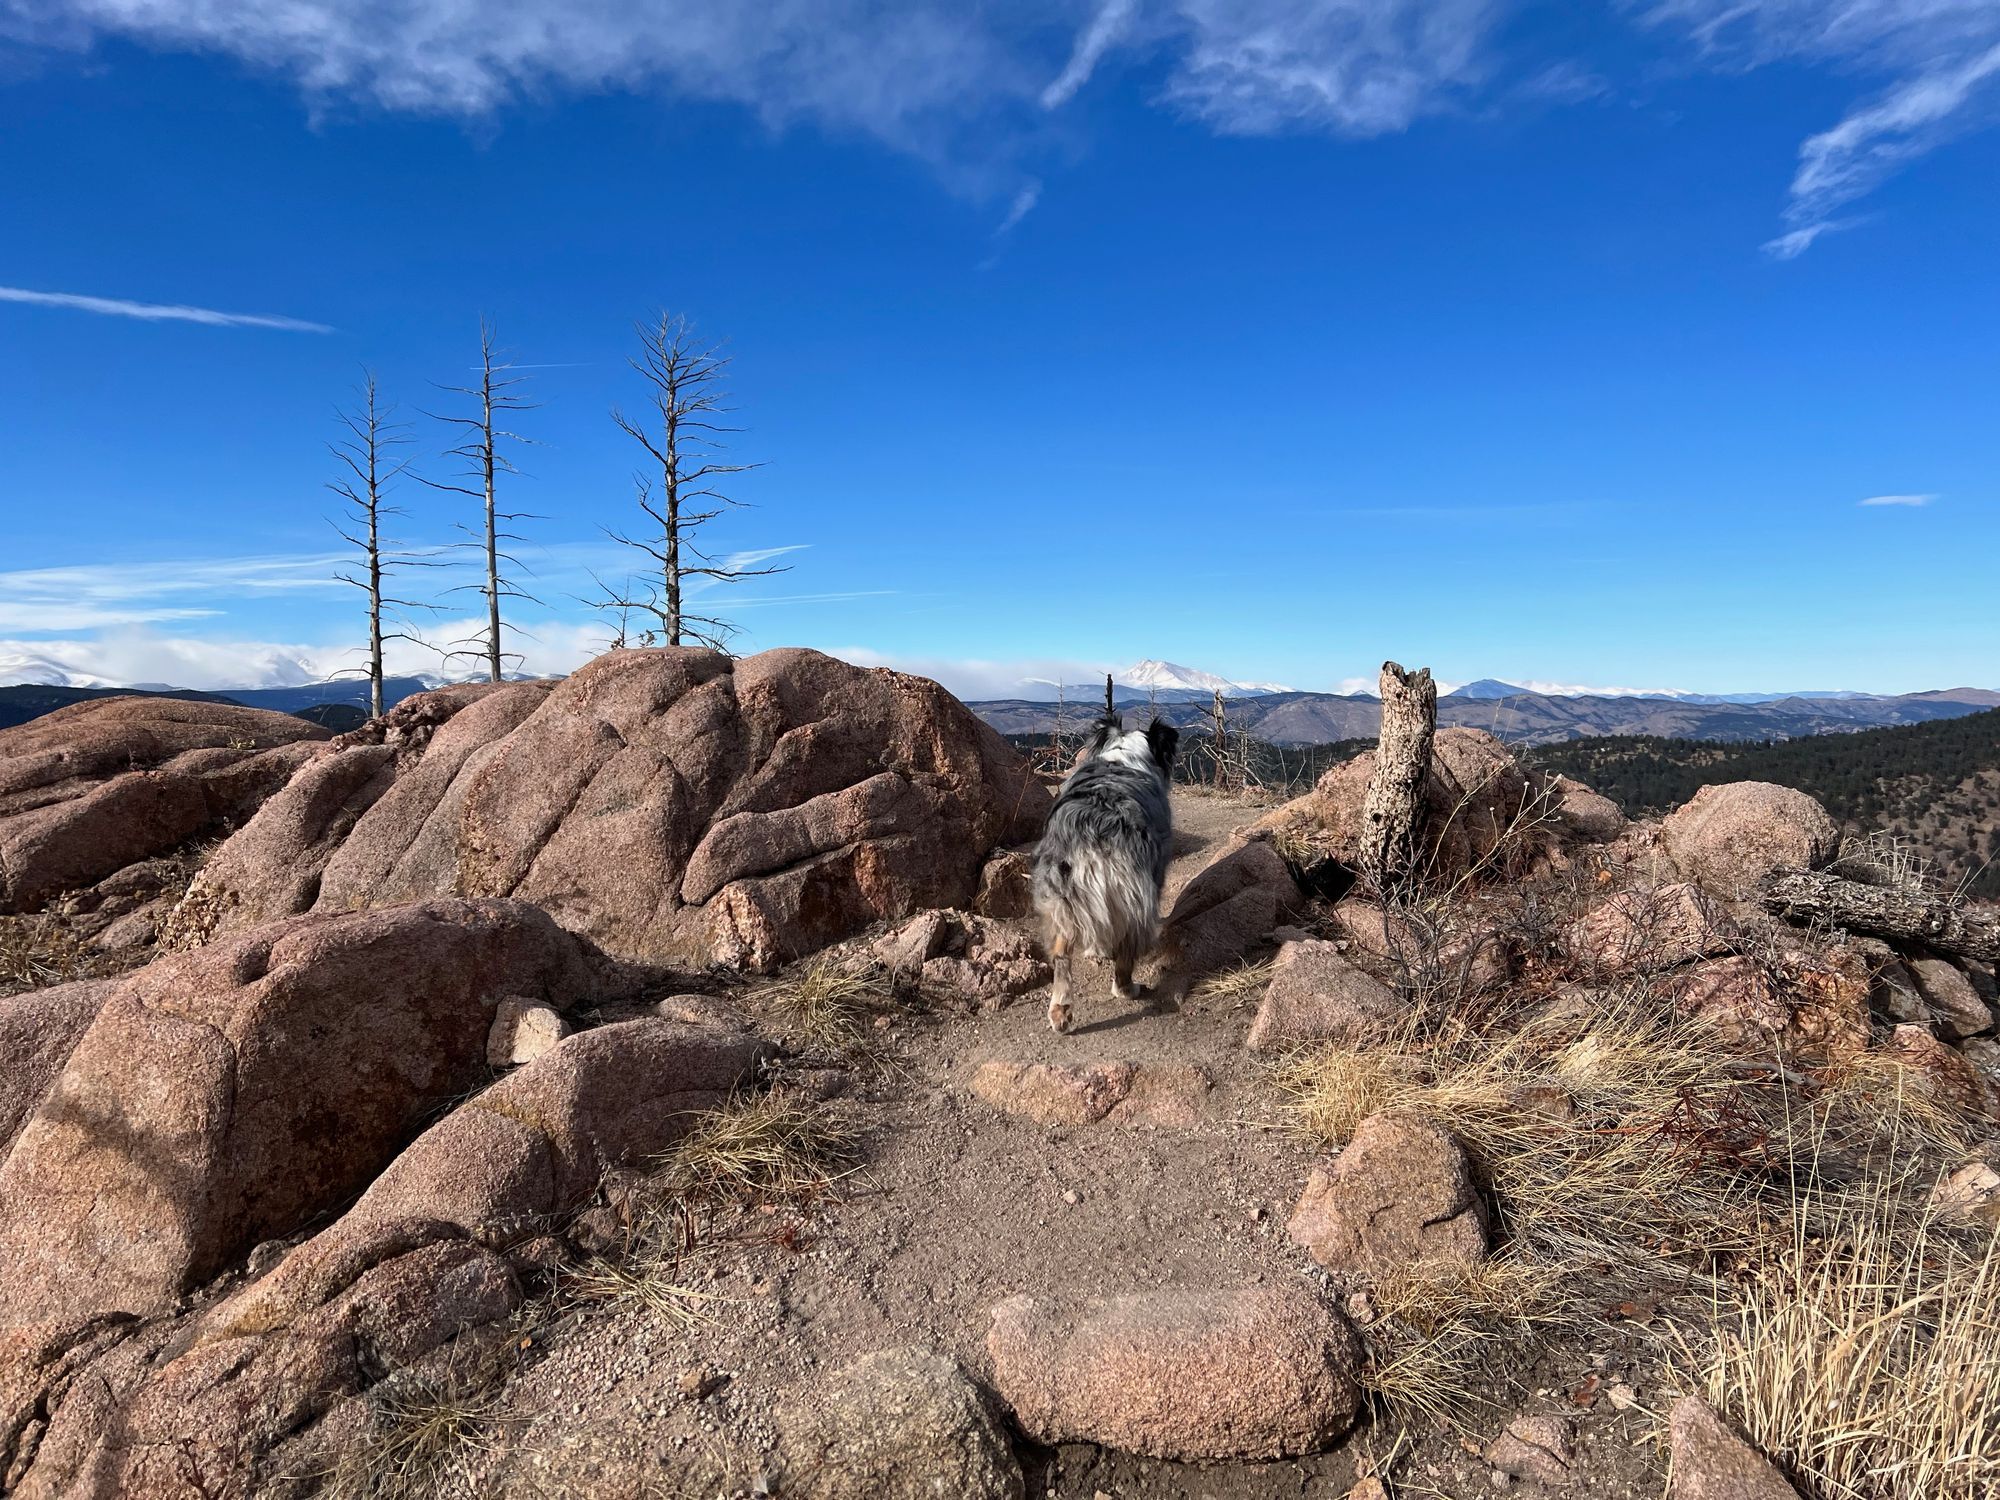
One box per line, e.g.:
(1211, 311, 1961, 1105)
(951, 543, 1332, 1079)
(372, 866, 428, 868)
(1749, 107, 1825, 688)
(1030, 714, 1179, 1032)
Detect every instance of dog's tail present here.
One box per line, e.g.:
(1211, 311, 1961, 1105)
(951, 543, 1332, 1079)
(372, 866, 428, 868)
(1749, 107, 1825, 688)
(1033, 844, 1160, 967)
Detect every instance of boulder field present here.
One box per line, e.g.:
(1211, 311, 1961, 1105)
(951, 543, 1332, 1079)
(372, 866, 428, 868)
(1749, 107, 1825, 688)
(166, 647, 1049, 970)
(0, 697, 329, 919)
(1, 650, 1990, 1498)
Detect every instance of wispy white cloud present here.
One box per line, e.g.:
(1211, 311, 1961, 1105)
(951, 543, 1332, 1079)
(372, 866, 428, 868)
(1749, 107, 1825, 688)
(1762, 218, 1861, 259)
(0, 554, 356, 635)
(1511, 59, 1610, 106)
(0, 602, 220, 632)
(1644, 1, 2000, 254)
(14, 0, 2000, 250)
(0, 541, 886, 686)
(1041, 0, 1139, 109)
(1858, 492, 1935, 507)
(0, 618, 611, 689)
(1, 0, 1515, 198)
(0, 0, 1038, 167)
(994, 182, 1042, 235)
(0, 285, 332, 331)
(1163, 0, 1500, 136)
(680, 544, 811, 595)
(0, 554, 350, 615)
(829, 647, 1124, 701)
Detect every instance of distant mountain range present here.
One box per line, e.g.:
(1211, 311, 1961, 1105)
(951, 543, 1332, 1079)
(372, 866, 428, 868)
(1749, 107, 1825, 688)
(969, 682, 2000, 747)
(1112, 660, 1294, 698)
(5, 661, 1998, 749)
(0, 677, 438, 732)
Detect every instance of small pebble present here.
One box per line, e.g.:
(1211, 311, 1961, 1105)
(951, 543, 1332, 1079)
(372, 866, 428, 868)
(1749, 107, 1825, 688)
(1062, 1189, 1079, 1206)
(678, 1366, 729, 1400)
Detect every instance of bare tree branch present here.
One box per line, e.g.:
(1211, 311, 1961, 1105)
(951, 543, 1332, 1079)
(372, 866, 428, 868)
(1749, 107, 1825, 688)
(326, 370, 441, 717)
(420, 318, 539, 681)
(593, 311, 785, 650)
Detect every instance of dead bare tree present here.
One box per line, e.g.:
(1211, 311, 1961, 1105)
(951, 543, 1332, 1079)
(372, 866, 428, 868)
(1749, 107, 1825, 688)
(327, 372, 436, 717)
(594, 312, 786, 650)
(1361, 661, 1437, 889)
(1051, 680, 1074, 771)
(424, 319, 539, 681)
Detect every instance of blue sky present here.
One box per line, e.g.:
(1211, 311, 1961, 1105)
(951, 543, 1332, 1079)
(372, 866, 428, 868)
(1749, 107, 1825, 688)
(1, 1, 1996, 699)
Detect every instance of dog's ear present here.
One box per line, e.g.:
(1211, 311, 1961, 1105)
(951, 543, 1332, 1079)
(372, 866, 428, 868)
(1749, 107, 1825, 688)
(1145, 717, 1179, 771)
(1082, 713, 1122, 760)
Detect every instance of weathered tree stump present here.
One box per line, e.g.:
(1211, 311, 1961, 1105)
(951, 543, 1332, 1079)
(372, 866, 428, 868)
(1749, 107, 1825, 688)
(1360, 661, 1436, 890)
(1764, 870, 2000, 962)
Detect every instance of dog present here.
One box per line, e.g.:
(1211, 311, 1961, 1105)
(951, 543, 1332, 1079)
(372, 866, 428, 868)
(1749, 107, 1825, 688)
(1031, 714, 1179, 1033)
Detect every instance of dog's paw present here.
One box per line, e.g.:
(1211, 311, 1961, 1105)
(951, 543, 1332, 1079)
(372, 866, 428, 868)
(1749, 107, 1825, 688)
(1047, 1000, 1073, 1034)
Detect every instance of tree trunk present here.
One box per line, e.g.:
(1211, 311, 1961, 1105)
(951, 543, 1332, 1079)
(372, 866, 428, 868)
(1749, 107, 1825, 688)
(482, 383, 502, 683)
(1764, 870, 2000, 962)
(1360, 661, 1437, 890)
(367, 501, 383, 719)
(663, 406, 682, 647)
(1211, 689, 1227, 790)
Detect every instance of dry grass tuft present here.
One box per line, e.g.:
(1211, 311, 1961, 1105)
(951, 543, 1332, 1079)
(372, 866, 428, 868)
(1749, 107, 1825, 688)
(324, 1371, 505, 1500)
(0, 911, 103, 996)
(1830, 828, 1957, 897)
(1686, 1141, 2000, 1500)
(752, 959, 894, 1056)
(1277, 948, 1987, 1449)
(561, 1245, 726, 1329)
(1189, 956, 1277, 1008)
(1359, 1258, 1570, 1433)
(655, 1092, 863, 1203)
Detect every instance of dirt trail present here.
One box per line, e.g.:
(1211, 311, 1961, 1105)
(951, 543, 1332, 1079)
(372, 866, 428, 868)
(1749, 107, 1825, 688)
(474, 791, 1666, 1500)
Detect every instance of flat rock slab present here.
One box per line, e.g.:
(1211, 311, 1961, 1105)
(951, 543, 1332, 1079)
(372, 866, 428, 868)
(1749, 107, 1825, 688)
(777, 1347, 1024, 1500)
(1247, 939, 1405, 1053)
(1667, 1396, 1801, 1500)
(0, 898, 598, 1331)
(969, 1060, 1212, 1127)
(986, 1284, 1363, 1461)
(874, 909, 1050, 1003)
(1486, 1413, 1577, 1486)
(1162, 837, 1302, 977)
(1288, 1113, 1489, 1278)
(1908, 956, 1994, 1040)
(1565, 882, 1732, 974)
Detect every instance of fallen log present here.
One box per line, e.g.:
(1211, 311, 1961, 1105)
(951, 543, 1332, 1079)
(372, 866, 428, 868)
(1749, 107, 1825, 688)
(1764, 869, 2000, 963)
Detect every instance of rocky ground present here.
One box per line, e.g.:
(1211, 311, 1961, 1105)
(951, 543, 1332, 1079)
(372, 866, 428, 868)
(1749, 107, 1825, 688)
(2, 650, 1995, 1500)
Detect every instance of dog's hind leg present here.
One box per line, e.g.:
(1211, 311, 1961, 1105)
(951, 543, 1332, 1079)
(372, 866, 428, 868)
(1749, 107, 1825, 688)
(1047, 933, 1073, 1034)
(1111, 925, 1150, 1003)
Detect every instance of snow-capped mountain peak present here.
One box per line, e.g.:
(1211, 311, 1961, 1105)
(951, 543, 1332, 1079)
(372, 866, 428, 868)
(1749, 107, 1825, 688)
(1117, 660, 1291, 696)
(0, 652, 120, 689)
